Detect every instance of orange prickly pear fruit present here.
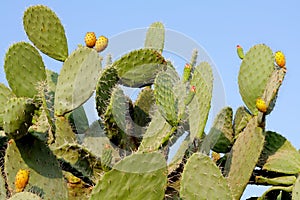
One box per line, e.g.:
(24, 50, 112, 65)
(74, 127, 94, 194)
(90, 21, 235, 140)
(256, 97, 267, 113)
(15, 169, 30, 192)
(237, 45, 244, 59)
(275, 51, 286, 69)
(95, 35, 108, 52)
(84, 32, 97, 48)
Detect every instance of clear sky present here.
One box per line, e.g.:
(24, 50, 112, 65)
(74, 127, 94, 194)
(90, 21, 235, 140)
(1, 1, 300, 199)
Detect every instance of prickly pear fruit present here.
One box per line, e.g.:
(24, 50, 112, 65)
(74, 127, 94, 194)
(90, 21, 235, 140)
(183, 63, 192, 83)
(275, 51, 286, 69)
(15, 169, 30, 192)
(237, 45, 244, 59)
(256, 97, 267, 113)
(95, 36, 108, 52)
(85, 32, 97, 48)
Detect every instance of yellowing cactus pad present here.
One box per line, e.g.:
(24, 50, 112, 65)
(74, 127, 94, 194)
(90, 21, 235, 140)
(95, 36, 108, 52)
(275, 51, 286, 68)
(84, 32, 97, 48)
(256, 98, 267, 113)
(15, 169, 30, 192)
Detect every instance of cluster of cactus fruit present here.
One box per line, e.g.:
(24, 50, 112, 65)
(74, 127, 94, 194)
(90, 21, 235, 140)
(0, 4, 299, 200)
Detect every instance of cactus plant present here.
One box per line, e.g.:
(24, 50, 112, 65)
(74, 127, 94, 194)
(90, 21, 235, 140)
(0, 4, 297, 199)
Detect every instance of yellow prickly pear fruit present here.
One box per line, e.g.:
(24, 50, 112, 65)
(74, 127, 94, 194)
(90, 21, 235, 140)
(256, 98, 267, 113)
(183, 63, 192, 83)
(15, 169, 30, 192)
(275, 51, 286, 69)
(95, 36, 108, 52)
(84, 32, 97, 48)
(237, 45, 244, 59)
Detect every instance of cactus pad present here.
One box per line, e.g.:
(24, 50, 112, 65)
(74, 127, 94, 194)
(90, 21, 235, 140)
(144, 22, 165, 53)
(238, 44, 274, 114)
(201, 107, 233, 154)
(113, 49, 167, 87)
(233, 106, 252, 137)
(90, 152, 167, 200)
(258, 131, 300, 174)
(0, 83, 15, 127)
(23, 5, 68, 61)
(54, 47, 101, 116)
(188, 62, 213, 141)
(4, 42, 46, 98)
(138, 109, 172, 152)
(95, 65, 119, 118)
(225, 116, 265, 199)
(4, 137, 68, 199)
(3, 98, 36, 140)
(292, 175, 300, 199)
(180, 153, 232, 200)
(154, 66, 182, 126)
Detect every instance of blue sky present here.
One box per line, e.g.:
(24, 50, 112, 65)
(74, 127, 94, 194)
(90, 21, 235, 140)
(1, 1, 300, 199)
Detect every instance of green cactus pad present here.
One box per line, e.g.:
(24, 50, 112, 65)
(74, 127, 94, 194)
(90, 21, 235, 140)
(188, 62, 213, 141)
(138, 109, 172, 152)
(154, 66, 184, 126)
(51, 142, 102, 182)
(3, 98, 36, 140)
(4, 136, 68, 199)
(8, 192, 42, 200)
(68, 105, 89, 134)
(90, 152, 167, 200)
(53, 116, 77, 147)
(233, 106, 252, 137)
(0, 83, 15, 127)
(54, 47, 101, 116)
(168, 137, 190, 173)
(225, 116, 265, 200)
(238, 44, 274, 114)
(201, 107, 233, 154)
(292, 175, 300, 199)
(4, 42, 46, 98)
(255, 175, 296, 186)
(262, 68, 286, 115)
(144, 22, 165, 53)
(113, 48, 167, 87)
(258, 131, 300, 174)
(133, 86, 155, 127)
(95, 65, 119, 118)
(23, 5, 68, 61)
(180, 153, 232, 200)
